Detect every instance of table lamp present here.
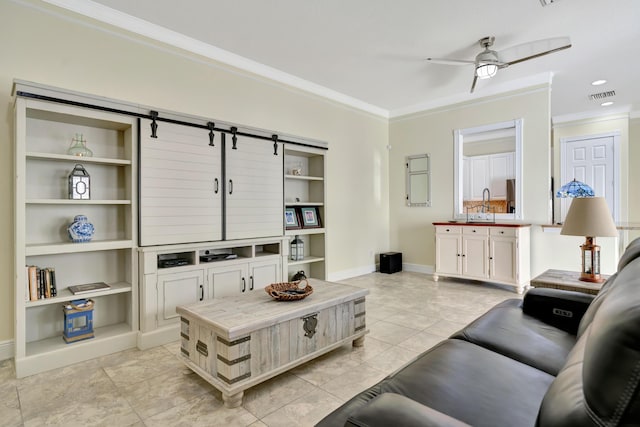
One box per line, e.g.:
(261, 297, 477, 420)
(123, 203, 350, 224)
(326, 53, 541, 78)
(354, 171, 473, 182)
(560, 197, 618, 282)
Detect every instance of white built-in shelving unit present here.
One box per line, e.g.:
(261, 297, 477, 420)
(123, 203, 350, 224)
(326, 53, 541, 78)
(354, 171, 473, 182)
(284, 145, 327, 280)
(14, 93, 138, 378)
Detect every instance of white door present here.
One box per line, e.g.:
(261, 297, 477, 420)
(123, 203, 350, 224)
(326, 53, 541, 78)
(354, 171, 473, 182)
(560, 134, 617, 221)
(462, 235, 489, 279)
(489, 237, 517, 284)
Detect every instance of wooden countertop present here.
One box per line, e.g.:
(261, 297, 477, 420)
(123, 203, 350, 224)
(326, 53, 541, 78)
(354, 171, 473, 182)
(433, 221, 531, 228)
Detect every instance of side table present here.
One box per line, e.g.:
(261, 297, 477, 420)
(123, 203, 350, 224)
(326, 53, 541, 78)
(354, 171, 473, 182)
(530, 269, 610, 295)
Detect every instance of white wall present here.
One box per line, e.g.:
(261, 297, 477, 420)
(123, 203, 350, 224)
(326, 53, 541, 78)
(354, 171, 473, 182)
(0, 0, 390, 343)
(389, 87, 553, 275)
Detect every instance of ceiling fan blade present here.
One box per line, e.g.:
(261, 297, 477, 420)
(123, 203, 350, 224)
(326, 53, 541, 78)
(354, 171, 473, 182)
(470, 74, 478, 93)
(426, 57, 476, 66)
(498, 37, 571, 66)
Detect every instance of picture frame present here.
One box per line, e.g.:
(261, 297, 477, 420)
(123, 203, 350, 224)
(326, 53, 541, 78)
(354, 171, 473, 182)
(300, 207, 322, 228)
(284, 207, 301, 230)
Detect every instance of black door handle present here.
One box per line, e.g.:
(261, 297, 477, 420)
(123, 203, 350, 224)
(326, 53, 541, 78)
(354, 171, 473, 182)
(241, 277, 246, 292)
(250, 276, 254, 291)
(214, 178, 219, 194)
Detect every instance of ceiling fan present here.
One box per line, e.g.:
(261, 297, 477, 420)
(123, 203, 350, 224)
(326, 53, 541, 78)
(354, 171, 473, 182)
(426, 36, 572, 93)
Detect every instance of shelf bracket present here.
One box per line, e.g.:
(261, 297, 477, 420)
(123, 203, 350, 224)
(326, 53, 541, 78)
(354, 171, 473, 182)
(150, 111, 159, 138)
(208, 122, 215, 147)
(231, 127, 238, 150)
(272, 134, 279, 156)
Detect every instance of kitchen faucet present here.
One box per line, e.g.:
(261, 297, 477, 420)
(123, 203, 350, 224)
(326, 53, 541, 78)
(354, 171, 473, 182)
(482, 188, 491, 213)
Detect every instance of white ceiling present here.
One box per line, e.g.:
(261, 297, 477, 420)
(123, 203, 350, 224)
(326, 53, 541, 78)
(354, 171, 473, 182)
(46, 0, 640, 119)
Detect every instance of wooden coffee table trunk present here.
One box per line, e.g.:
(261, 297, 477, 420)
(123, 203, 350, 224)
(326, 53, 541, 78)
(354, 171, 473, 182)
(176, 279, 368, 407)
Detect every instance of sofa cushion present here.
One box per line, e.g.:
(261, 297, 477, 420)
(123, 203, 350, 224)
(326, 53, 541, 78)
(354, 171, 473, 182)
(345, 393, 471, 427)
(381, 339, 554, 427)
(537, 257, 640, 426)
(451, 298, 576, 375)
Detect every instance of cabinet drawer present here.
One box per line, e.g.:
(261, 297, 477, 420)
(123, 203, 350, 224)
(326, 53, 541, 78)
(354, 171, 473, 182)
(435, 226, 462, 234)
(462, 227, 489, 236)
(490, 227, 517, 237)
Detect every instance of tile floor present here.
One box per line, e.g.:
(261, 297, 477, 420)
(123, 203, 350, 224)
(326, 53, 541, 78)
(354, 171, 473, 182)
(0, 272, 521, 427)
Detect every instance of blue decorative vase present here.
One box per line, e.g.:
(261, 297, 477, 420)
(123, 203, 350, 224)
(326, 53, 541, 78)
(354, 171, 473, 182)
(67, 215, 95, 243)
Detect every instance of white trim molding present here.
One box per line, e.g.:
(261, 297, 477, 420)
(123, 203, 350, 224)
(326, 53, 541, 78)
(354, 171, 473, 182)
(39, 0, 389, 118)
(328, 265, 376, 282)
(0, 340, 14, 362)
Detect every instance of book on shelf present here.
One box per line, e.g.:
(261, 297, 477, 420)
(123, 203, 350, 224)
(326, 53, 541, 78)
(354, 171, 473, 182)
(68, 282, 111, 295)
(26, 266, 57, 301)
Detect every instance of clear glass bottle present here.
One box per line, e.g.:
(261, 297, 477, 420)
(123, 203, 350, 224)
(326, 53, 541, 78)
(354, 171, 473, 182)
(67, 133, 93, 157)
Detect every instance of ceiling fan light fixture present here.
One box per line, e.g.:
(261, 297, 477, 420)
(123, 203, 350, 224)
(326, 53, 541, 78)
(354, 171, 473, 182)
(476, 63, 498, 79)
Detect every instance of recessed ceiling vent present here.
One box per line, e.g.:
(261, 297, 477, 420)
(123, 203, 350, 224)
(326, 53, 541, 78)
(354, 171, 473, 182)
(588, 90, 616, 101)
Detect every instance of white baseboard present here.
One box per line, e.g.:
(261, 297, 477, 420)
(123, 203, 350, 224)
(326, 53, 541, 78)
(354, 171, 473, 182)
(0, 340, 13, 361)
(403, 263, 434, 274)
(328, 264, 376, 282)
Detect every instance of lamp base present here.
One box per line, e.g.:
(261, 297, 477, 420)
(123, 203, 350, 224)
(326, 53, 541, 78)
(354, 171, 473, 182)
(579, 236, 604, 283)
(579, 274, 605, 283)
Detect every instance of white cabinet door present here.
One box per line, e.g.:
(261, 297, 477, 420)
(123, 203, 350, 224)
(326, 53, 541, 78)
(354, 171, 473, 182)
(462, 235, 489, 279)
(489, 153, 513, 199)
(140, 119, 222, 246)
(208, 264, 249, 298)
(489, 236, 518, 284)
(157, 270, 205, 327)
(435, 232, 461, 276)
(226, 135, 283, 240)
(249, 258, 281, 291)
(469, 156, 489, 200)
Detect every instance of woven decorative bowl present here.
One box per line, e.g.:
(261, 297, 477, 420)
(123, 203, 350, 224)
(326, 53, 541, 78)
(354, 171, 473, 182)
(265, 279, 313, 301)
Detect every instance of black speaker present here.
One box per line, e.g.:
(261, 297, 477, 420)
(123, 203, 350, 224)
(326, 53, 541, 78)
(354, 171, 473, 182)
(380, 252, 402, 274)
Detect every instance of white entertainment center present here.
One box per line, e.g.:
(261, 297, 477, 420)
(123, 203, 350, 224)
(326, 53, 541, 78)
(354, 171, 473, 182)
(12, 81, 327, 377)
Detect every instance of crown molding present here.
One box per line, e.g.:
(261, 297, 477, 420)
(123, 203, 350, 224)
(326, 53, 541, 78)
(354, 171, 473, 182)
(552, 106, 632, 125)
(40, 0, 390, 118)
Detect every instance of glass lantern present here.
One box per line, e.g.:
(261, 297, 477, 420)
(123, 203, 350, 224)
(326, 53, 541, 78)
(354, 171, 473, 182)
(67, 133, 93, 157)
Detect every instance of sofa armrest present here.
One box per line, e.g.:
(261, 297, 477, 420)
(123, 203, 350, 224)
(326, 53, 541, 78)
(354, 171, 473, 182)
(345, 393, 470, 427)
(522, 288, 595, 335)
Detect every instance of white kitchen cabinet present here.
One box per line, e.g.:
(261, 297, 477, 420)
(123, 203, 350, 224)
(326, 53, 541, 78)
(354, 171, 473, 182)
(463, 152, 515, 201)
(433, 224, 530, 293)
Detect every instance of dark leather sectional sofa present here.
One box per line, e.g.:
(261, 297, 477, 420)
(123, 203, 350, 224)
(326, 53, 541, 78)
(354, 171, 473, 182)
(317, 238, 640, 427)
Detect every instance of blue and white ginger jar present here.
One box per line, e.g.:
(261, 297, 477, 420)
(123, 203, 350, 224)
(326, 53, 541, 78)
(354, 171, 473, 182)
(67, 215, 95, 243)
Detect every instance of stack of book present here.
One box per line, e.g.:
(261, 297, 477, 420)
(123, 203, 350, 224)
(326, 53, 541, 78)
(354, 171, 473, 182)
(26, 266, 56, 301)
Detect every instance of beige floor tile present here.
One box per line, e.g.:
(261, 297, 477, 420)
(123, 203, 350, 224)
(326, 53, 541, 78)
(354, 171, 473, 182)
(423, 319, 468, 338)
(347, 336, 393, 363)
(143, 391, 255, 427)
(366, 320, 420, 344)
(259, 388, 343, 427)
(0, 381, 22, 427)
(290, 346, 362, 386)
(319, 364, 387, 401)
(363, 345, 421, 374)
(397, 330, 445, 353)
(242, 372, 317, 419)
(120, 368, 212, 419)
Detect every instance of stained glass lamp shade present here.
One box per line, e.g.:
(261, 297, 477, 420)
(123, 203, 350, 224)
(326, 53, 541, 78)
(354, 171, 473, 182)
(556, 179, 595, 198)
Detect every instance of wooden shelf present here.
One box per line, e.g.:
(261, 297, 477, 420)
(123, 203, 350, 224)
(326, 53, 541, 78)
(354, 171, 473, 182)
(27, 199, 131, 205)
(26, 152, 131, 166)
(285, 174, 323, 181)
(25, 322, 133, 357)
(26, 239, 134, 256)
(24, 282, 132, 307)
(286, 202, 324, 207)
(286, 228, 325, 236)
(288, 256, 325, 267)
